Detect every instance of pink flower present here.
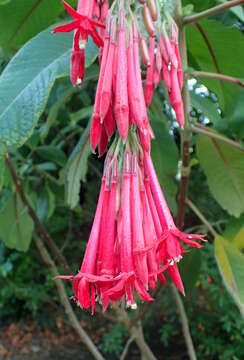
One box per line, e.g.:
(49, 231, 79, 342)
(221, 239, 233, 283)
(53, 0, 105, 87)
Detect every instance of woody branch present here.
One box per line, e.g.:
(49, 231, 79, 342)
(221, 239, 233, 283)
(188, 70, 244, 88)
(183, 0, 244, 26)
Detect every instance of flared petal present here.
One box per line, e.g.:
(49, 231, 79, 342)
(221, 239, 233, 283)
(53, 20, 80, 33)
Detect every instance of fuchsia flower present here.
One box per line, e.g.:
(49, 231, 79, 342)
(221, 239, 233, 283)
(59, 133, 204, 311)
(53, 0, 105, 86)
(56, 1, 205, 312)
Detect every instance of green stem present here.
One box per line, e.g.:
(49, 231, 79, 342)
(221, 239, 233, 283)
(183, 0, 244, 25)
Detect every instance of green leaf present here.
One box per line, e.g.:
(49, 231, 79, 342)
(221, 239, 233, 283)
(35, 146, 67, 167)
(182, 0, 215, 12)
(70, 105, 94, 123)
(36, 189, 49, 222)
(66, 123, 91, 209)
(0, 193, 34, 252)
(0, 25, 98, 148)
(197, 133, 244, 217)
(217, 1, 244, 22)
(221, 89, 244, 140)
(215, 235, 244, 316)
(0, 0, 64, 52)
(179, 250, 202, 291)
(46, 185, 55, 219)
(190, 91, 221, 125)
(224, 215, 244, 250)
(150, 119, 179, 214)
(187, 20, 244, 111)
(0, 160, 6, 191)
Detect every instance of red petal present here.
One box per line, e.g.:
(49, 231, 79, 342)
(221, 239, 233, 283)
(53, 20, 80, 33)
(91, 18, 106, 29)
(167, 264, 185, 295)
(134, 280, 153, 302)
(98, 126, 108, 157)
(62, 0, 83, 20)
(90, 115, 102, 152)
(89, 26, 104, 47)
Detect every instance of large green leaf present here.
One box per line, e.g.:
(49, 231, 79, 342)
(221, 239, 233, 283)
(0, 0, 65, 52)
(65, 122, 91, 209)
(187, 20, 244, 111)
(215, 235, 244, 317)
(0, 193, 34, 252)
(197, 133, 244, 217)
(0, 25, 98, 148)
(150, 119, 179, 214)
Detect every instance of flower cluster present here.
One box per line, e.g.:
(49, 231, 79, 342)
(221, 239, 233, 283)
(61, 135, 205, 312)
(54, 0, 205, 312)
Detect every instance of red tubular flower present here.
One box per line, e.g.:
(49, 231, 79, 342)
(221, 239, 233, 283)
(145, 36, 155, 107)
(53, 0, 104, 87)
(141, 184, 158, 289)
(106, 149, 135, 307)
(115, 8, 129, 143)
(104, 104, 116, 139)
(59, 176, 105, 312)
(98, 125, 108, 157)
(131, 153, 148, 288)
(143, 151, 205, 269)
(100, 18, 116, 121)
(133, 21, 151, 151)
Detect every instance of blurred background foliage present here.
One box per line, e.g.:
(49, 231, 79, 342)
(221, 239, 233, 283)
(0, 0, 244, 359)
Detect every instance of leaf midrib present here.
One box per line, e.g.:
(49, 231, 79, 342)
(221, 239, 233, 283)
(8, 0, 43, 45)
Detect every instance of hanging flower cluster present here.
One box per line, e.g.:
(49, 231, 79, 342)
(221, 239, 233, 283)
(61, 135, 205, 312)
(54, 0, 205, 312)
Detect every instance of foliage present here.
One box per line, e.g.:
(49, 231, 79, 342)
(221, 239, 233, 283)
(0, 0, 244, 359)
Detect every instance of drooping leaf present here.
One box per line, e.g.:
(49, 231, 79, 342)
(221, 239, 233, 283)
(0, 25, 98, 148)
(150, 118, 179, 214)
(35, 146, 67, 167)
(66, 122, 91, 209)
(197, 133, 244, 217)
(0, 193, 34, 252)
(187, 20, 244, 111)
(215, 235, 244, 317)
(70, 106, 94, 123)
